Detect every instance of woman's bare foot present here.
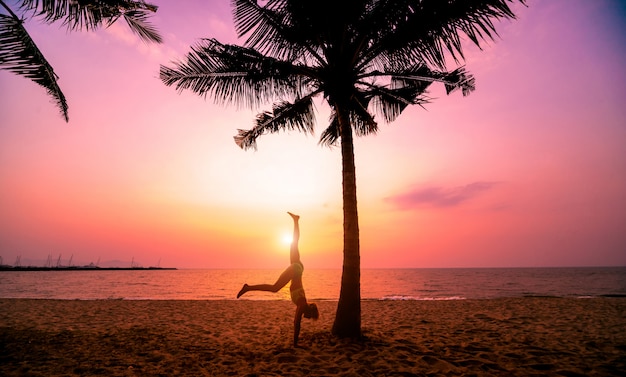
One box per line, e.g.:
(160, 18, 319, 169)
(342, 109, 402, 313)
(237, 284, 249, 299)
(287, 212, 299, 221)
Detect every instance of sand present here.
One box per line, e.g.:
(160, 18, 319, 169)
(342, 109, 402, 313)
(1, 298, 625, 376)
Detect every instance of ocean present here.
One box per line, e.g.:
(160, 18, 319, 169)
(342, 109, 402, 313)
(1, 267, 624, 301)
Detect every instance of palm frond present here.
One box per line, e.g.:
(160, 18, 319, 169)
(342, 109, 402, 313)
(234, 95, 316, 150)
(0, 13, 68, 121)
(120, 9, 162, 43)
(362, 0, 524, 70)
(368, 85, 430, 123)
(232, 0, 285, 50)
(19, 0, 161, 43)
(358, 62, 473, 123)
(159, 39, 223, 95)
(160, 38, 304, 109)
(318, 116, 340, 147)
(350, 93, 378, 138)
(319, 95, 378, 147)
(232, 0, 324, 64)
(441, 66, 476, 96)
(392, 65, 476, 97)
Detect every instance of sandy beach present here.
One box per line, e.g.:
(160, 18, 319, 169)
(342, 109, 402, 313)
(1, 298, 624, 376)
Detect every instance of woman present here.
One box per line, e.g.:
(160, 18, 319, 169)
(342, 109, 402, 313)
(237, 212, 319, 346)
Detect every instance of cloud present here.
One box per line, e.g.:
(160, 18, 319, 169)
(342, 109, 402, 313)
(387, 181, 499, 209)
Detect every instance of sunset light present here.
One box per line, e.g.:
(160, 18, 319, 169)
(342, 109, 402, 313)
(281, 233, 294, 246)
(0, 0, 624, 269)
(1, 2, 624, 375)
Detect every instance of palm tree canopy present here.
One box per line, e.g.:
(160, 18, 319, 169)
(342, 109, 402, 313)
(0, 0, 161, 122)
(161, 0, 523, 149)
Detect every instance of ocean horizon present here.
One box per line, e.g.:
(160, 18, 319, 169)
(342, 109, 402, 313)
(1, 267, 624, 301)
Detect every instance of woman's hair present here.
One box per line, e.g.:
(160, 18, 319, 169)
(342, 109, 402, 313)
(303, 303, 319, 320)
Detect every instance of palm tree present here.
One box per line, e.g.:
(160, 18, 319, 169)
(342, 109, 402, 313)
(0, 0, 161, 122)
(160, 0, 524, 338)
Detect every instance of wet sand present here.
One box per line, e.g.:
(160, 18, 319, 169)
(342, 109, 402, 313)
(1, 298, 624, 376)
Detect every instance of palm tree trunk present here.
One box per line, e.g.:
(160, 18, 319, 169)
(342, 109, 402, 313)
(331, 107, 361, 338)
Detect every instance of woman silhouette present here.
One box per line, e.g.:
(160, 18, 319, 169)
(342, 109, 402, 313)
(237, 212, 319, 346)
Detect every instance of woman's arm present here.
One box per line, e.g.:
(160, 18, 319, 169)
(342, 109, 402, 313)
(293, 305, 304, 347)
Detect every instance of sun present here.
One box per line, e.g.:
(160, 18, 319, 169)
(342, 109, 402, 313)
(281, 233, 293, 245)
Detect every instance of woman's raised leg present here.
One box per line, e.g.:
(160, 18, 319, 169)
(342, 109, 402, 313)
(288, 212, 300, 264)
(237, 265, 294, 298)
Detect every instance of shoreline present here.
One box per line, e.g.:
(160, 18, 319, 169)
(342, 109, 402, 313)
(1, 298, 625, 376)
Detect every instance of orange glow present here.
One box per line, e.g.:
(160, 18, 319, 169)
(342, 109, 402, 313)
(0, 1, 625, 268)
(281, 233, 293, 246)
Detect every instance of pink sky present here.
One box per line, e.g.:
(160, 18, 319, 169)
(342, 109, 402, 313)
(1, 0, 625, 269)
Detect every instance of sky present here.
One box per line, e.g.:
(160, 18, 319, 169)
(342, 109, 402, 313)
(1, 0, 625, 269)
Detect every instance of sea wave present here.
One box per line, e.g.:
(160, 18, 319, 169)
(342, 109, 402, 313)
(380, 295, 466, 301)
